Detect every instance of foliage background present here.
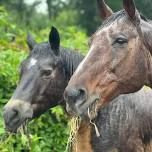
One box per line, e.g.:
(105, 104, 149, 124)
(0, 0, 151, 151)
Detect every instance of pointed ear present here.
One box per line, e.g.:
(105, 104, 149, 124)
(27, 34, 37, 51)
(97, 0, 113, 20)
(49, 26, 60, 56)
(123, 0, 136, 19)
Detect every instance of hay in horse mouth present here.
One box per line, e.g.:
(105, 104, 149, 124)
(79, 96, 100, 116)
(5, 117, 29, 133)
(67, 95, 100, 117)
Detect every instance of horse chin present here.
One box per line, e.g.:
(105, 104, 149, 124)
(77, 99, 99, 119)
(31, 103, 52, 118)
(4, 107, 33, 133)
(66, 95, 100, 118)
(5, 117, 29, 133)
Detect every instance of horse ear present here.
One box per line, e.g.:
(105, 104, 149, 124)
(97, 0, 113, 20)
(49, 26, 60, 56)
(123, 0, 136, 19)
(27, 34, 37, 51)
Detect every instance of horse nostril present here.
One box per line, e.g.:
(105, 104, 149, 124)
(12, 108, 19, 118)
(65, 87, 87, 105)
(78, 88, 87, 102)
(3, 107, 20, 125)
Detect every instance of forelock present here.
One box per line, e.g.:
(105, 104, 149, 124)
(99, 10, 126, 30)
(97, 10, 148, 32)
(30, 42, 55, 58)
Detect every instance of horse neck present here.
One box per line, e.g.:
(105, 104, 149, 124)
(72, 120, 93, 152)
(60, 48, 84, 81)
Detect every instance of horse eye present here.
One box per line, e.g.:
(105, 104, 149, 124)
(42, 69, 53, 78)
(113, 37, 128, 45)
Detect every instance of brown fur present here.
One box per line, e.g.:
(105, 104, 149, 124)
(65, 1, 152, 150)
(64, 0, 152, 116)
(72, 118, 152, 152)
(72, 121, 93, 152)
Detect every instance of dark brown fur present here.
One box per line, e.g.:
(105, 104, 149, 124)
(64, 0, 152, 115)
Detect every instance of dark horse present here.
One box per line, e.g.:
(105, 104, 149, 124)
(3, 27, 84, 132)
(3, 1, 152, 152)
(65, 0, 152, 116)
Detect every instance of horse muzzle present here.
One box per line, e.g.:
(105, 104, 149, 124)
(3, 99, 33, 132)
(64, 86, 100, 116)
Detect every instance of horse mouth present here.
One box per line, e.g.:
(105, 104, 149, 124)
(3, 99, 33, 133)
(5, 118, 30, 133)
(66, 94, 100, 117)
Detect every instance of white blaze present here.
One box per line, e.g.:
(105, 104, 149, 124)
(28, 58, 37, 69)
(74, 45, 95, 75)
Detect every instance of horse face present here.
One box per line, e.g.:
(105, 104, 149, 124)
(3, 27, 66, 132)
(64, 0, 150, 116)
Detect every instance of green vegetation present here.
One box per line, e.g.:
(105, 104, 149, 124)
(0, 0, 151, 151)
(0, 0, 151, 34)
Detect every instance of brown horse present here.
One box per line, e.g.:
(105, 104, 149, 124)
(70, 88, 152, 152)
(3, 1, 152, 152)
(64, 0, 152, 116)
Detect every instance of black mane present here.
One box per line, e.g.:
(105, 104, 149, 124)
(29, 42, 84, 81)
(60, 47, 84, 81)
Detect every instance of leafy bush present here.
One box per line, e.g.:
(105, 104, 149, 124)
(0, 7, 88, 152)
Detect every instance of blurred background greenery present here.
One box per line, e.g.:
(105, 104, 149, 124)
(0, 0, 151, 151)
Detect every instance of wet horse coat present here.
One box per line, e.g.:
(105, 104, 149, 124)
(65, 0, 152, 151)
(64, 0, 152, 121)
(74, 88, 152, 152)
(3, 1, 152, 150)
(3, 27, 152, 152)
